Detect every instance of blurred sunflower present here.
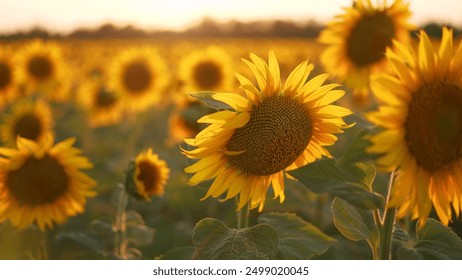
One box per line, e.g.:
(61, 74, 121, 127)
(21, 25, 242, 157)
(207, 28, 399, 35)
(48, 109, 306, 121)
(0, 99, 53, 147)
(14, 39, 70, 101)
(318, 0, 413, 104)
(178, 46, 235, 94)
(182, 52, 351, 210)
(367, 28, 462, 226)
(77, 76, 122, 127)
(0, 135, 96, 230)
(166, 98, 216, 146)
(125, 148, 170, 201)
(109, 47, 169, 113)
(0, 47, 18, 109)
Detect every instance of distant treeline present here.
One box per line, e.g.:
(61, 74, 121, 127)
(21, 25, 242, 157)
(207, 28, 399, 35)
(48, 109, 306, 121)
(0, 18, 461, 40)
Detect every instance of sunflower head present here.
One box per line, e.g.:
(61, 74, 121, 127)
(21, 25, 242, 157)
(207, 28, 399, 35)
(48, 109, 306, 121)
(77, 76, 122, 127)
(15, 39, 70, 101)
(0, 134, 96, 230)
(166, 98, 216, 146)
(178, 46, 235, 93)
(318, 0, 413, 104)
(125, 148, 170, 201)
(109, 47, 169, 113)
(0, 60, 12, 91)
(367, 27, 462, 226)
(182, 51, 351, 211)
(0, 99, 54, 147)
(0, 46, 18, 109)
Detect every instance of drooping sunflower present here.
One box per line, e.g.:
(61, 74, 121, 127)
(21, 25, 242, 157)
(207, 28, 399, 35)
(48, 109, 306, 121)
(367, 27, 462, 226)
(0, 99, 53, 147)
(108, 47, 169, 113)
(14, 39, 70, 101)
(0, 135, 96, 230)
(318, 0, 413, 104)
(178, 46, 235, 94)
(125, 148, 170, 201)
(0, 46, 18, 109)
(77, 76, 122, 127)
(182, 52, 351, 210)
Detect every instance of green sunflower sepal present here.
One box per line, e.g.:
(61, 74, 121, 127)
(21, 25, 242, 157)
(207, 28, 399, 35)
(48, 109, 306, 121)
(124, 161, 145, 201)
(189, 91, 234, 111)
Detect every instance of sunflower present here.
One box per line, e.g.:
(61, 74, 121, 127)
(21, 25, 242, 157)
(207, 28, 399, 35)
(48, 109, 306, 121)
(125, 148, 170, 201)
(14, 39, 70, 101)
(182, 52, 351, 211)
(77, 76, 122, 127)
(0, 99, 53, 147)
(0, 135, 96, 230)
(108, 47, 169, 113)
(166, 97, 216, 146)
(178, 46, 235, 94)
(367, 27, 462, 226)
(318, 0, 413, 104)
(0, 47, 18, 109)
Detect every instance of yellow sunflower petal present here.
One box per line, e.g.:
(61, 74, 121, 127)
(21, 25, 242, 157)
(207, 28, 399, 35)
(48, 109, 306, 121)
(213, 92, 250, 111)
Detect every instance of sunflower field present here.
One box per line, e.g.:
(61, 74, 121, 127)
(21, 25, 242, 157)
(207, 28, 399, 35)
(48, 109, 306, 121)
(1, 0, 462, 261)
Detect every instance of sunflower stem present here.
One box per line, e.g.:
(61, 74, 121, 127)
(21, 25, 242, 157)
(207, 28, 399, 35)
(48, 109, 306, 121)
(374, 209, 383, 231)
(237, 202, 249, 229)
(371, 243, 380, 261)
(114, 184, 129, 259)
(379, 170, 396, 260)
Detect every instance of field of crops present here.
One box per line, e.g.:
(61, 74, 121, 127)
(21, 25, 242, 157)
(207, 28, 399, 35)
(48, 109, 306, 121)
(1, 37, 346, 259)
(1, 8, 462, 260)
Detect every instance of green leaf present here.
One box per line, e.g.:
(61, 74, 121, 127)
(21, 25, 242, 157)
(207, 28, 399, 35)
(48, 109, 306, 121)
(288, 159, 384, 209)
(189, 91, 234, 111)
(126, 210, 146, 224)
(397, 219, 462, 259)
(258, 212, 336, 259)
(156, 246, 196, 260)
(192, 218, 279, 260)
(90, 219, 113, 236)
(331, 198, 379, 251)
(127, 224, 155, 246)
(51, 232, 105, 259)
(335, 125, 379, 165)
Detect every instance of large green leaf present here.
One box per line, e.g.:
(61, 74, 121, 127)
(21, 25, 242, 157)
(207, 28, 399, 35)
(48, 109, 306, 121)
(192, 218, 279, 260)
(331, 198, 379, 252)
(397, 219, 462, 259)
(288, 159, 384, 209)
(189, 91, 234, 111)
(258, 212, 335, 259)
(335, 125, 379, 165)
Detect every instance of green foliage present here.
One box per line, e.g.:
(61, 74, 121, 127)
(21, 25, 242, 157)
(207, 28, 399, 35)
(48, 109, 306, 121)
(192, 218, 279, 259)
(156, 246, 196, 260)
(334, 124, 379, 165)
(396, 219, 462, 260)
(289, 159, 384, 209)
(258, 212, 335, 259)
(189, 91, 234, 111)
(51, 232, 105, 259)
(90, 208, 156, 259)
(125, 211, 156, 246)
(331, 198, 380, 254)
(0, 223, 47, 259)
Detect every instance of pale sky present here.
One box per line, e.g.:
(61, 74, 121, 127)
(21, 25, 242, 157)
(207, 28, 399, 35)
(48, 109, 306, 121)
(0, 0, 461, 34)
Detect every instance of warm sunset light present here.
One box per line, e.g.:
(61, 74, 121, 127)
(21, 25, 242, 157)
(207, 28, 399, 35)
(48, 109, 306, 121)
(0, 0, 461, 33)
(1, 0, 462, 268)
